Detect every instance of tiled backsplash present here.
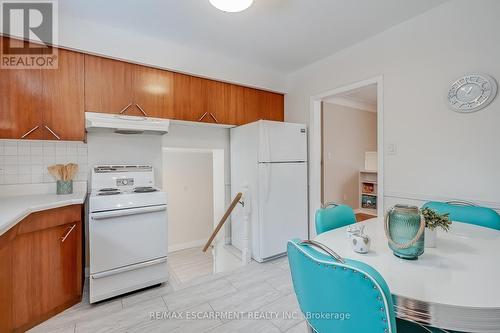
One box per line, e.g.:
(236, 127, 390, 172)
(0, 140, 88, 185)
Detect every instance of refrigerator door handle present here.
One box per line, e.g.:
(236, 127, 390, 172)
(260, 123, 272, 163)
(263, 162, 271, 202)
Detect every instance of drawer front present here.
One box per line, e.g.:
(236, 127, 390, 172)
(17, 205, 82, 235)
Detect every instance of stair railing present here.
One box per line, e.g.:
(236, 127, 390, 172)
(202, 192, 243, 253)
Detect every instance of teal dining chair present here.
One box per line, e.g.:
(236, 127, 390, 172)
(287, 239, 442, 333)
(315, 202, 356, 235)
(423, 201, 500, 230)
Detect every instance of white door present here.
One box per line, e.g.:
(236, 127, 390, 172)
(259, 121, 307, 163)
(258, 162, 308, 260)
(89, 206, 168, 274)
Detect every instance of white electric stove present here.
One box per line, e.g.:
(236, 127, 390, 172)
(89, 165, 168, 303)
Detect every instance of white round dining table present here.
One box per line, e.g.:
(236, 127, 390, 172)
(313, 217, 500, 333)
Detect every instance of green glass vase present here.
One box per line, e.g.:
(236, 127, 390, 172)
(384, 205, 425, 260)
(57, 180, 73, 195)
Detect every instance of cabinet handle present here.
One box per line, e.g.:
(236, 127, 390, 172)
(135, 104, 148, 117)
(20, 125, 40, 139)
(119, 103, 133, 114)
(209, 113, 219, 123)
(197, 112, 208, 121)
(60, 224, 76, 243)
(44, 125, 61, 140)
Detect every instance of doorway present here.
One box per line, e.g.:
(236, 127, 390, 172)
(309, 77, 384, 238)
(162, 147, 225, 284)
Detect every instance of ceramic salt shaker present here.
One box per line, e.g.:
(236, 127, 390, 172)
(348, 225, 371, 254)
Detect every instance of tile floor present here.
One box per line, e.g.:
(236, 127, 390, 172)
(168, 246, 214, 284)
(29, 257, 307, 333)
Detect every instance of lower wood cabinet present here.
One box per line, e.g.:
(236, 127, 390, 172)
(0, 205, 83, 333)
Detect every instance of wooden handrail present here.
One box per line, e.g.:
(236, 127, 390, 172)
(202, 192, 243, 253)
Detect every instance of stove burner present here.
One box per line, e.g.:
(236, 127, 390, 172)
(99, 188, 119, 192)
(97, 191, 121, 196)
(134, 186, 157, 193)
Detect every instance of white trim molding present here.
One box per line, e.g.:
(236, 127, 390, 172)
(168, 238, 208, 253)
(323, 96, 377, 113)
(385, 191, 500, 213)
(308, 76, 384, 238)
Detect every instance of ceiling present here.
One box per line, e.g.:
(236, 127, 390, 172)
(341, 84, 378, 106)
(324, 83, 377, 112)
(59, 0, 447, 72)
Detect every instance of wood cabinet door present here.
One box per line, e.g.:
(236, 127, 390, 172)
(243, 87, 265, 124)
(203, 79, 228, 124)
(0, 38, 43, 140)
(132, 65, 174, 119)
(84, 54, 134, 115)
(262, 91, 284, 122)
(226, 84, 246, 126)
(173, 73, 204, 121)
(12, 221, 82, 330)
(41, 49, 85, 141)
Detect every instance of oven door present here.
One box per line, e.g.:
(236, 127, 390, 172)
(89, 204, 168, 274)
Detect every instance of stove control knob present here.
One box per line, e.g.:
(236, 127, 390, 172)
(122, 179, 128, 185)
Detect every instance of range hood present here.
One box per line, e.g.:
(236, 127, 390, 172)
(85, 112, 169, 135)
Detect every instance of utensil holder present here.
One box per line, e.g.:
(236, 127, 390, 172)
(57, 180, 73, 195)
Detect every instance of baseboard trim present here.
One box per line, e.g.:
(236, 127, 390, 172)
(168, 239, 207, 253)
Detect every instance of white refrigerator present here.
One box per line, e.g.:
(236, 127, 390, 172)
(230, 120, 308, 262)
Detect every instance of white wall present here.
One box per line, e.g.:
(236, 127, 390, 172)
(286, 0, 500, 210)
(164, 150, 214, 252)
(55, 15, 285, 93)
(86, 132, 163, 189)
(161, 124, 232, 242)
(162, 124, 231, 200)
(322, 103, 377, 208)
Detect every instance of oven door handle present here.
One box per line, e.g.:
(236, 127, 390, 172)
(91, 257, 167, 279)
(91, 205, 167, 220)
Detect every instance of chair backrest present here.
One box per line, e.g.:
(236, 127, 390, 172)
(315, 204, 356, 234)
(423, 201, 500, 230)
(287, 239, 397, 333)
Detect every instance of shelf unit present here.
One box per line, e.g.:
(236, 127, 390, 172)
(359, 170, 378, 216)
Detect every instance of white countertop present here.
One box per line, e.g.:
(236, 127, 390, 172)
(0, 183, 87, 236)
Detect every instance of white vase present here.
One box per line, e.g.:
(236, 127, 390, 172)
(425, 228, 437, 248)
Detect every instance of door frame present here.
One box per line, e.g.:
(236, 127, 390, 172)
(162, 147, 225, 252)
(308, 76, 384, 238)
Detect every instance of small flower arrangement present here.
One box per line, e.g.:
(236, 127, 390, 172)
(421, 207, 452, 231)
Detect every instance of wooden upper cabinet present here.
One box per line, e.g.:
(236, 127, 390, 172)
(0, 67, 43, 140)
(84, 54, 134, 115)
(132, 64, 174, 119)
(203, 79, 228, 124)
(41, 49, 85, 141)
(173, 73, 233, 124)
(85, 55, 174, 118)
(0, 37, 43, 140)
(243, 87, 265, 123)
(226, 84, 246, 126)
(173, 73, 204, 121)
(262, 91, 284, 122)
(0, 38, 85, 141)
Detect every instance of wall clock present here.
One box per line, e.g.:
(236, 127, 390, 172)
(447, 73, 497, 113)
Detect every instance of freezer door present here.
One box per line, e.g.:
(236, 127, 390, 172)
(258, 162, 308, 260)
(259, 121, 307, 162)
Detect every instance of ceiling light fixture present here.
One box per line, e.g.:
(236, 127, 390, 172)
(209, 0, 254, 13)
